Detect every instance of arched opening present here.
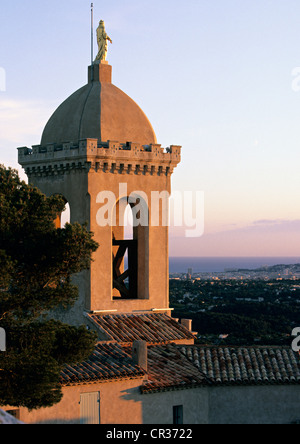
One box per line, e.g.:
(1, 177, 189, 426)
(54, 197, 70, 228)
(61, 202, 71, 227)
(124, 203, 134, 240)
(112, 195, 149, 301)
(122, 203, 134, 271)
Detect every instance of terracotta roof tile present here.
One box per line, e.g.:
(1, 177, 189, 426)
(60, 342, 300, 392)
(87, 313, 195, 345)
(179, 346, 300, 386)
(141, 344, 206, 394)
(60, 343, 146, 386)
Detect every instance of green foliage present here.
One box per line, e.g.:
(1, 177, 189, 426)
(0, 165, 99, 409)
(170, 278, 300, 346)
(0, 321, 97, 410)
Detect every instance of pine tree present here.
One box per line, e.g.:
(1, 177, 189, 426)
(0, 165, 98, 409)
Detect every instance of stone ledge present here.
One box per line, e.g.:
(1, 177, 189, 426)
(18, 139, 181, 178)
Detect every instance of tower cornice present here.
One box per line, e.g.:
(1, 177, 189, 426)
(18, 139, 181, 178)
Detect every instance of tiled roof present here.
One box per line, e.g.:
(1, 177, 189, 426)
(60, 343, 300, 391)
(179, 346, 300, 386)
(87, 313, 195, 345)
(60, 343, 146, 386)
(141, 344, 206, 394)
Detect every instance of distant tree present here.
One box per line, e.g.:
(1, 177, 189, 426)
(0, 165, 98, 410)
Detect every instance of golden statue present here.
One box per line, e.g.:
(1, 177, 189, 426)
(95, 20, 112, 63)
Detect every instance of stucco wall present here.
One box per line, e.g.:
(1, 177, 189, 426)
(5, 383, 300, 424)
(143, 385, 300, 425)
(208, 385, 300, 425)
(15, 378, 145, 425)
(141, 388, 209, 425)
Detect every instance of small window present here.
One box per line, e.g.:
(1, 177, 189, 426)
(173, 405, 183, 425)
(5, 410, 20, 420)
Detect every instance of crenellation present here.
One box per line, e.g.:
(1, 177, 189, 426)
(63, 142, 71, 151)
(18, 139, 181, 178)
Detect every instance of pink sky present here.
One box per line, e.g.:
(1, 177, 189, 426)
(1, 2, 300, 258)
(169, 219, 300, 257)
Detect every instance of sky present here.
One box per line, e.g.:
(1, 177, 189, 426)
(1, 0, 300, 257)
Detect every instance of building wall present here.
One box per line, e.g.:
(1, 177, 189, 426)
(142, 385, 300, 425)
(4, 383, 300, 424)
(24, 168, 91, 327)
(88, 168, 171, 314)
(7, 384, 210, 425)
(208, 385, 300, 424)
(141, 388, 209, 425)
(13, 378, 145, 425)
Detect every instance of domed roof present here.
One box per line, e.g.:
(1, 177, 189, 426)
(41, 63, 157, 146)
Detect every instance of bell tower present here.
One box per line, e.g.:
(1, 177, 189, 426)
(18, 61, 181, 326)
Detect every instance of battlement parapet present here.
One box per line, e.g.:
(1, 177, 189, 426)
(18, 139, 181, 178)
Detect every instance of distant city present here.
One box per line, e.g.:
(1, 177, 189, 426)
(170, 263, 300, 282)
(169, 262, 300, 347)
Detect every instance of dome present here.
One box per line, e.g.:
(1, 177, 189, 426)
(41, 63, 157, 146)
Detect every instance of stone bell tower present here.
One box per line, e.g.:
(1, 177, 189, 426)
(18, 60, 181, 326)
